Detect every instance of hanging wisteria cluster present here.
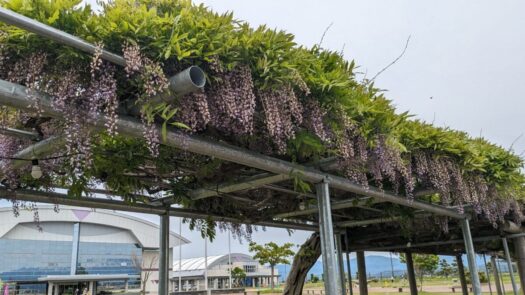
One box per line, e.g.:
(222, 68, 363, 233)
(258, 85, 303, 154)
(0, 42, 122, 179)
(412, 151, 524, 227)
(334, 117, 370, 188)
(302, 99, 331, 143)
(175, 64, 257, 135)
(123, 43, 169, 157)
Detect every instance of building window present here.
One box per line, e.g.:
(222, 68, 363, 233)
(243, 265, 256, 273)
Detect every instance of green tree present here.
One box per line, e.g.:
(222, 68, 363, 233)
(451, 260, 459, 275)
(231, 267, 246, 288)
(249, 242, 295, 290)
(439, 259, 453, 278)
(400, 254, 439, 291)
(310, 274, 320, 283)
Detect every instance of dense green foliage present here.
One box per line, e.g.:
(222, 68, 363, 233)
(0, 0, 524, 234)
(400, 253, 440, 291)
(231, 267, 246, 288)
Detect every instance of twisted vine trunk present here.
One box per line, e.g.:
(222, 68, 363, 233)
(284, 233, 321, 295)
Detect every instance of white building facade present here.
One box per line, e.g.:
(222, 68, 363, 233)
(171, 253, 278, 291)
(0, 206, 189, 295)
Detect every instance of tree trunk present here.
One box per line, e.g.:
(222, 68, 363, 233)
(284, 233, 321, 295)
(271, 265, 275, 290)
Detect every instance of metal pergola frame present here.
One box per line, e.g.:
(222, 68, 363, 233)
(0, 7, 510, 295)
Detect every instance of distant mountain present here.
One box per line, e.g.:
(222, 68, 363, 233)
(276, 254, 492, 282)
(277, 255, 404, 282)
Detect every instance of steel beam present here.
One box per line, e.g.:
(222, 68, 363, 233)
(405, 251, 418, 295)
(456, 254, 468, 295)
(276, 189, 433, 219)
(460, 219, 481, 295)
(159, 213, 170, 295)
(337, 216, 402, 228)
(189, 174, 289, 201)
(317, 179, 341, 295)
(184, 157, 337, 202)
(0, 127, 40, 140)
(10, 136, 65, 169)
(351, 233, 525, 252)
(275, 197, 380, 219)
(0, 79, 466, 219)
(356, 251, 368, 295)
(262, 184, 316, 198)
(0, 7, 126, 66)
(338, 213, 434, 228)
(0, 188, 318, 231)
(502, 237, 518, 295)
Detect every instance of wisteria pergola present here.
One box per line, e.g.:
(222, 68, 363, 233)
(0, 6, 524, 295)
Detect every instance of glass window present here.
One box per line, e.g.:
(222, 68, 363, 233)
(0, 239, 142, 290)
(76, 241, 141, 278)
(0, 239, 72, 282)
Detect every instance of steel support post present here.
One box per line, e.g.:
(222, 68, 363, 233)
(496, 257, 507, 295)
(356, 251, 368, 295)
(513, 236, 525, 294)
(344, 233, 354, 295)
(456, 254, 469, 295)
(228, 231, 232, 289)
(502, 237, 519, 295)
(405, 251, 418, 295)
(490, 255, 503, 295)
(70, 223, 80, 275)
(159, 213, 170, 295)
(336, 234, 347, 295)
(179, 218, 182, 291)
(482, 254, 493, 295)
(316, 179, 341, 295)
(205, 237, 209, 292)
(461, 219, 481, 295)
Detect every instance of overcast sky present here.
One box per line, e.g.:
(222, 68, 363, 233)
(2, 0, 525, 260)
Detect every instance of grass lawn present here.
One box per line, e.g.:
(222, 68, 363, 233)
(246, 273, 521, 294)
(366, 293, 516, 295)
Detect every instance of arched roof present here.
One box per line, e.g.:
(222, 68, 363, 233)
(177, 253, 255, 271)
(0, 205, 190, 248)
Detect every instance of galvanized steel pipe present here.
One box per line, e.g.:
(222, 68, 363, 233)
(491, 255, 504, 295)
(460, 219, 481, 295)
(502, 237, 519, 295)
(0, 127, 40, 140)
(159, 213, 170, 295)
(317, 180, 341, 295)
(0, 188, 318, 231)
(513, 237, 525, 294)
(167, 66, 206, 97)
(0, 7, 127, 66)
